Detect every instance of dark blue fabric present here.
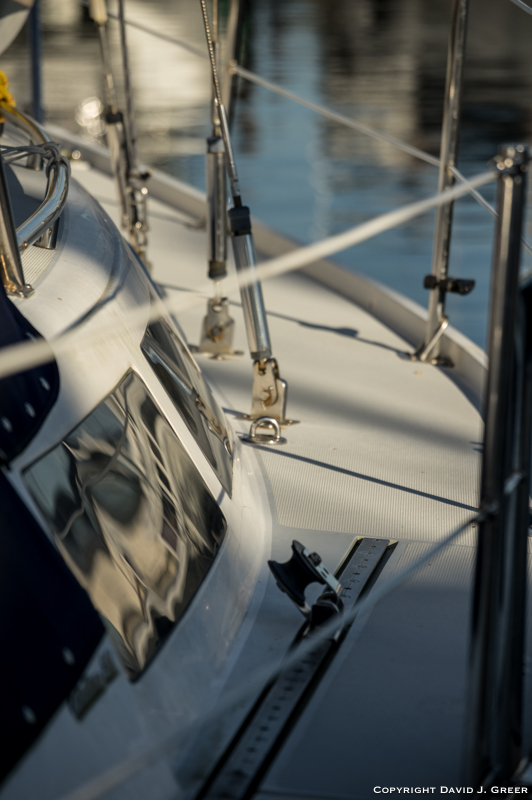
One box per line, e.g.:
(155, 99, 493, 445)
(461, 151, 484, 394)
(0, 278, 59, 463)
(0, 469, 104, 781)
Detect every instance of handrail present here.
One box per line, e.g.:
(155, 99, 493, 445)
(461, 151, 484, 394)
(0, 103, 69, 252)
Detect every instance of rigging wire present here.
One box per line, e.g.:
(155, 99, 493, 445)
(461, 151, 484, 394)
(198, 0, 242, 205)
(55, 509, 483, 800)
(230, 63, 440, 169)
(0, 168, 496, 384)
(509, 0, 532, 15)
(75, 0, 531, 248)
(228, 65, 532, 259)
(18, 8, 529, 793)
(117, 0, 137, 167)
(449, 165, 532, 259)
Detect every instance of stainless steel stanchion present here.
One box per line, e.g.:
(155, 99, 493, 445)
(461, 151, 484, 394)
(415, 0, 474, 364)
(0, 153, 32, 297)
(116, 0, 150, 263)
(89, 0, 150, 264)
(464, 145, 530, 787)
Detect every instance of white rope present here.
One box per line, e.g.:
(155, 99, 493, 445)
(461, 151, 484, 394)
(509, 0, 532, 15)
(247, 170, 496, 286)
(55, 509, 482, 800)
(229, 67, 532, 257)
(449, 165, 532, 259)
(0, 169, 496, 383)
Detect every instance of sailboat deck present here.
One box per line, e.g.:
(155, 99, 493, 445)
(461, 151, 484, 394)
(70, 165, 483, 794)
(76, 166, 482, 546)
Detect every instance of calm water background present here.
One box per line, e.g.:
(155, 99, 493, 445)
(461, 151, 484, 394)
(6, 0, 532, 349)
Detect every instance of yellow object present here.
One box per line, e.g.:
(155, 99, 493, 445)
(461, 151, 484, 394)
(0, 71, 15, 122)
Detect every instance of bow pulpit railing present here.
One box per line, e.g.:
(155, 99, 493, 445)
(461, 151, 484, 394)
(0, 104, 69, 297)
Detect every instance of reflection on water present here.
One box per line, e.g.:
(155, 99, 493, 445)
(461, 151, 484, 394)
(5, 0, 532, 348)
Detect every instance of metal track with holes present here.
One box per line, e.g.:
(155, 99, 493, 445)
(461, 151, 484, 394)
(197, 537, 393, 800)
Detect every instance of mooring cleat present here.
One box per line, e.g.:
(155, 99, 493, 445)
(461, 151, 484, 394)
(268, 540, 343, 619)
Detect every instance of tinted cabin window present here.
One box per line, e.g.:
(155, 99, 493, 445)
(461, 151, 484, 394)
(24, 372, 226, 680)
(141, 320, 232, 495)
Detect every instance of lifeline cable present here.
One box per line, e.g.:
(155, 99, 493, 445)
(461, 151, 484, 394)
(55, 509, 484, 800)
(0, 168, 496, 383)
(74, 0, 529, 243)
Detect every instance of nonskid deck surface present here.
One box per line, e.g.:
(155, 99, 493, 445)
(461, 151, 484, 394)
(58, 165, 482, 792)
(74, 166, 482, 547)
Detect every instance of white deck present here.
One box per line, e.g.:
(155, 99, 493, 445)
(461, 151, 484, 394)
(76, 164, 482, 545)
(69, 165, 485, 795)
(0, 146, 494, 799)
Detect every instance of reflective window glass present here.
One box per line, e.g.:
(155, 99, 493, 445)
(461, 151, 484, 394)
(141, 320, 232, 495)
(24, 372, 227, 679)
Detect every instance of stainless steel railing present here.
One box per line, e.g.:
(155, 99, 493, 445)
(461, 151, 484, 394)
(14, 1, 532, 788)
(421, 0, 470, 364)
(464, 144, 532, 788)
(0, 103, 69, 295)
(83, 0, 532, 361)
(0, 146, 30, 297)
(2, 103, 69, 251)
